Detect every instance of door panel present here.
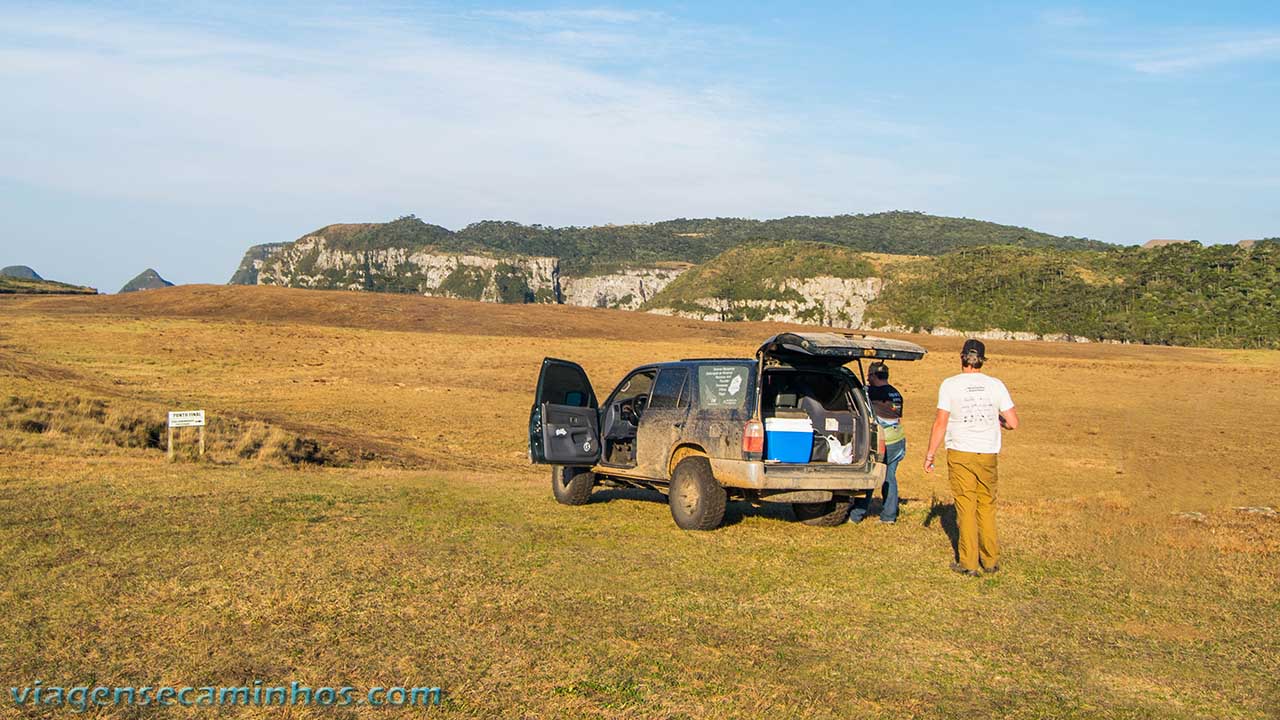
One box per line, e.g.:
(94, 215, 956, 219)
(530, 358, 600, 465)
(539, 404, 601, 465)
(635, 367, 691, 479)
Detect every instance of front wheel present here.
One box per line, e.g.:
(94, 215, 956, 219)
(792, 497, 852, 526)
(667, 457, 726, 530)
(551, 465, 595, 505)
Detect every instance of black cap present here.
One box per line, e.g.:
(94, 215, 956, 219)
(868, 361, 889, 377)
(961, 339, 986, 360)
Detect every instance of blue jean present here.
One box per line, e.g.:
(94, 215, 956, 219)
(849, 439, 905, 523)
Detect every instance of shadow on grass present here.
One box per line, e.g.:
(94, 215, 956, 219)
(924, 495, 960, 562)
(854, 494, 925, 521)
(590, 488, 794, 526)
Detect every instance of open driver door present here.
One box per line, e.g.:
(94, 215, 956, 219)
(529, 358, 602, 465)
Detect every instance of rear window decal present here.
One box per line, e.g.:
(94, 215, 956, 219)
(698, 366, 750, 409)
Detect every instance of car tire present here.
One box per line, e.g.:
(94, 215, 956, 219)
(667, 456, 726, 531)
(551, 465, 595, 506)
(792, 497, 852, 526)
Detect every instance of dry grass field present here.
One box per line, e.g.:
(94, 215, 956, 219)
(1, 285, 1277, 719)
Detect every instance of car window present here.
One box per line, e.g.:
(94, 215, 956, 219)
(697, 365, 751, 410)
(604, 369, 656, 414)
(648, 368, 689, 411)
(614, 370, 654, 401)
(541, 361, 594, 407)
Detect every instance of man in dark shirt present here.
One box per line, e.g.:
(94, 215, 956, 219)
(849, 361, 905, 524)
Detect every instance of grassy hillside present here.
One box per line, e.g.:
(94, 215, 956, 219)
(869, 241, 1280, 348)
(312, 219, 451, 251)
(1, 286, 1276, 718)
(0, 275, 96, 295)
(644, 239, 1280, 349)
(643, 241, 876, 318)
(454, 211, 1109, 273)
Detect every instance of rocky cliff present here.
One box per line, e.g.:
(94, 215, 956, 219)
(649, 276, 883, 326)
(245, 232, 561, 303)
(232, 229, 884, 326)
(229, 243, 289, 285)
(561, 266, 688, 310)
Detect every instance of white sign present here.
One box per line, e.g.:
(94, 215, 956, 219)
(168, 410, 206, 428)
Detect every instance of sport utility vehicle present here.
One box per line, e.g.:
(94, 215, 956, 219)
(528, 332, 926, 530)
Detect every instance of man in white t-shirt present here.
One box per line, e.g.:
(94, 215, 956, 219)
(924, 339, 1020, 577)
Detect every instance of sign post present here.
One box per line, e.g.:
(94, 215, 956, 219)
(167, 410, 206, 460)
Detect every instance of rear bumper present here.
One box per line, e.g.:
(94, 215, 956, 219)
(709, 458, 885, 491)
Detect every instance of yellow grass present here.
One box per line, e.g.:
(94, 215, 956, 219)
(0, 285, 1277, 718)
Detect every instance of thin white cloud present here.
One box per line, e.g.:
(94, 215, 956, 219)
(1039, 8, 1099, 30)
(1127, 32, 1280, 74)
(476, 8, 663, 27)
(0, 5, 938, 228)
(1044, 14, 1280, 76)
(470, 5, 762, 66)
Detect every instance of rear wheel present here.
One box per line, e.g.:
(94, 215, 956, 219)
(667, 457, 726, 530)
(792, 497, 852, 526)
(551, 465, 595, 505)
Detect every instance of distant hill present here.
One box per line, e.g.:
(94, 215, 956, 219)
(0, 274, 96, 295)
(119, 269, 174, 293)
(1, 265, 43, 280)
(0, 264, 96, 294)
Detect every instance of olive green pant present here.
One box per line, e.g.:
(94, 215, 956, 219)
(947, 450, 999, 571)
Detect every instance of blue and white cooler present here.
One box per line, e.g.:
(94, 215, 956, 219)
(764, 416, 814, 463)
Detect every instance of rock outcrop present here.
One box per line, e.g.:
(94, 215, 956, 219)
(561, 266, 688, 310)
(250, 234, 561, 303)
(863, 322, 1098, 343)
(650, 277, 883, 326)
(119, 269, 174, 293)
(229, 243, 289, 285)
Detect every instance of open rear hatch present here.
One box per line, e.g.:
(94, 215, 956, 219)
(755, 333, 926, 470)
(757, 332, 927, 366)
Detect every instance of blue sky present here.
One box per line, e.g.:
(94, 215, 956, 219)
(1, 1, 1278, 292)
